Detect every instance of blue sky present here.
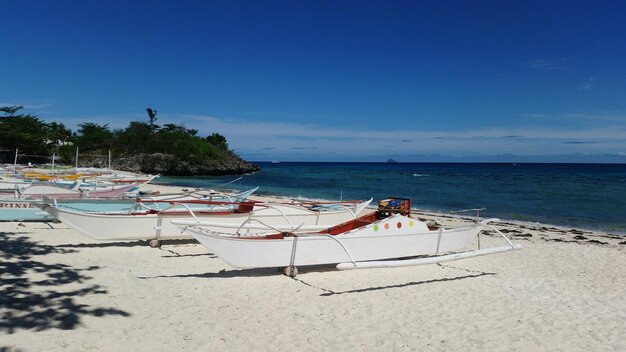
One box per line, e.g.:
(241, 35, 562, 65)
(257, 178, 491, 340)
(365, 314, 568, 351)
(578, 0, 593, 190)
(1, 0, 625, 162)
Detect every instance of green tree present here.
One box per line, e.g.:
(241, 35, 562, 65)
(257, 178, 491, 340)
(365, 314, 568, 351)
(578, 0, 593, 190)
(75, 123, 113, 152)
(0, 106, 248, 174)
(45, 122, 72, 151)
(0, 106, 23, 115)
(0, 105, 50, 157)
(206, 133, 229, 150)
(146, 108, 159, 133)
(117, 121, 152, 153)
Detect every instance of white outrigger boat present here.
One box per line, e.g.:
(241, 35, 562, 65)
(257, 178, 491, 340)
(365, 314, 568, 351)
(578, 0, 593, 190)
(35, 198, 373, 245)
(19, 187, 257, 221)
(38, 187, 259, 214)
(1, 182, 144, 221)
(174, 198, 521, 276)
(18, 182, 141, 199)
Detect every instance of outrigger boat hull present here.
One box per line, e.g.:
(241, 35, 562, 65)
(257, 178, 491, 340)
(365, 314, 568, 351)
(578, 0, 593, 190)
(39, 206, 197, 240)
(19, 183, 140, 199)
(185, 214, 485, 269)
(40, 187, 259, 213)
(0, 199, 54, 221)
(36, 199, 372, 241)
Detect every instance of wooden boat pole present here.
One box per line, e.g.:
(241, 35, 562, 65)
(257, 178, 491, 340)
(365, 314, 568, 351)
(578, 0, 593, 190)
(151, 213, 164, 248)
(13, 148, 18, 172)
(284, 229, 356, 277)
(287, 236, 299, 277)
(435, 227, 443, 254)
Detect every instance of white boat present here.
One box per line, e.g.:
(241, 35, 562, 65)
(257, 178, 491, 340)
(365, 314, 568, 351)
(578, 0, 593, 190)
(44, 187, 260, 213)
(35, 198, 373, 242)
(18, 182, 141, 199)
(2, 185, 258, 222)
(0, 199, 55, 221)
(176, 198, 521, 275)
(1, 183, 142, 221)
(0, 176, 33, 191)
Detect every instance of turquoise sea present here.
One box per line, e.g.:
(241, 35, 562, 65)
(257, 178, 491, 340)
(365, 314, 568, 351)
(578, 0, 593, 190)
(156, 162, 626, 235)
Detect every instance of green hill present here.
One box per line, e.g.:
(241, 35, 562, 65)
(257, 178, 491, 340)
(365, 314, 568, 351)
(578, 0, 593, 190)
(0, 106, 260, 176)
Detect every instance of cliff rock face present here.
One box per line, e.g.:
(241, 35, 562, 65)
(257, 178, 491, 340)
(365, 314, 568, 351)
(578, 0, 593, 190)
(78, 153, 261, 176)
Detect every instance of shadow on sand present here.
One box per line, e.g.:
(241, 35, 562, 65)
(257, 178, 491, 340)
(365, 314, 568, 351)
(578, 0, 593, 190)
(56, 239, 199, 249)
(136, 262, 496, 297)
(137, 262, 344, 279)
(137, 267, 281, 279)
(159, 253, 218, 258)
(56, 241, 149, 248)
(0, 231, 130, 334)
(313, 272, 496, 296)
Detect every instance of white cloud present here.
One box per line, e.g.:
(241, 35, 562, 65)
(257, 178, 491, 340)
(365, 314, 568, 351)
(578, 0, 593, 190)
(518, 111, 626, 123)
(177, 113, 626, 140)
(167, 113, 626, 160)
(34, 111, 626, 161)
(0, 101, 55, 110)
(526, 59, 572, 72)
(578, 77, 595, 90)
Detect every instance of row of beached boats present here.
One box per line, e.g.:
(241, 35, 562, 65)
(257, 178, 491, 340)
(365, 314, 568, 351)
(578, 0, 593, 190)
(1, 166, 520, 276)
(0, 166, 161, 221)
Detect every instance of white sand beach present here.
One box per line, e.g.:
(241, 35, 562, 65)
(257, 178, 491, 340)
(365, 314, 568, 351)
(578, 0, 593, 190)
(1, 185, 625, 351)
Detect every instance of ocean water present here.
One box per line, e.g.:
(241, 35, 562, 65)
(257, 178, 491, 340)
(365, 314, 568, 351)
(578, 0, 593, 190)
(156, 162, 626, 235)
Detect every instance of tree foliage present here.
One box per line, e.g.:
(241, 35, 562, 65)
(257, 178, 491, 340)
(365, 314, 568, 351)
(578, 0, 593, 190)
(0, 106, 72, 159)
(146, 108, 159, 133)
(76, 123, 114, 151)
(0, 106, 239, 168)
(206, 133, 229, 150)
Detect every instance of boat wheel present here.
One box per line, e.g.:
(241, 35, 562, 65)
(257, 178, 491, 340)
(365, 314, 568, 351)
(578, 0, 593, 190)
(283, 266, 298, 278)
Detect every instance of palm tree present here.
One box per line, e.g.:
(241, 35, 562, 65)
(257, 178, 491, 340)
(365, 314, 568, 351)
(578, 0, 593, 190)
(146, 108, 158, 133)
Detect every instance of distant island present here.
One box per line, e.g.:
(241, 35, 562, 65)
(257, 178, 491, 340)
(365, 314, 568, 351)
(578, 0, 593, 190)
(0, 106, 260, 176)
(386, 159, 398, 163)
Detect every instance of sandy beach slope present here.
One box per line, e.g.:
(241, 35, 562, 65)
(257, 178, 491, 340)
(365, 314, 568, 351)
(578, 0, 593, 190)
(1, 185, 625, 351)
